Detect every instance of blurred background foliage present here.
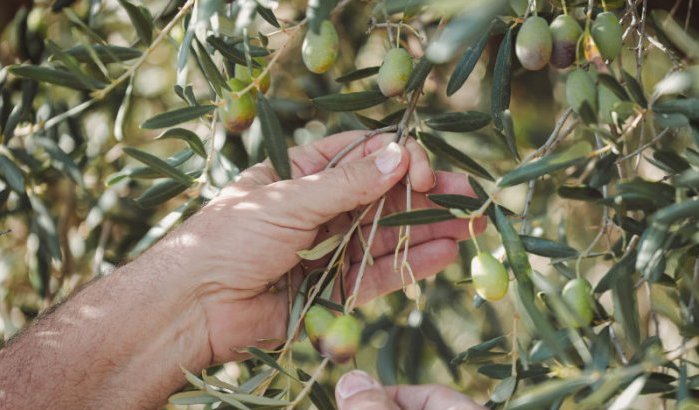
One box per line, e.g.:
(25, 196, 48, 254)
(0, 0, 699, 409)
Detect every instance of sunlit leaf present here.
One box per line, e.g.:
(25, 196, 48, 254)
(123, 147, 195, 185)
(156, 128, 207, 159)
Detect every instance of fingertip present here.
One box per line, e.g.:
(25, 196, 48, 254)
(405, 137, 435, 193)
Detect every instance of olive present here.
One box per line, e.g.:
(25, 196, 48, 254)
(566, 69, 597, 119)
(598, 81, 621, 124)
(320, 315, 362, 364)
(591, 12, 623, 61)
(549, 15, 582, 69)
(304, 305, 335, 351)
(219, 78, 256, 133)
(471, 252, 509, 301)
(515, 16, 553, 71)
(301, 20, 339, 74)
(561, 278, 594, 327)
(234, 60, 271, 94)
(377, 48, 414, 97)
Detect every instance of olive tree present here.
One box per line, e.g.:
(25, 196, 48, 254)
(0, 0, 698, 408)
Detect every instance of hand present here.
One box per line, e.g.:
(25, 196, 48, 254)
(335, 370, 485, 410)
(163, 130, 485, 365)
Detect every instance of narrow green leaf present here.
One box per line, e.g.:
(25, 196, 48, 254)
(135, 179, 188, 208)
(452, 336, 507, 365)
(207, 36, 260, 66)
(64, 44, 141, 63)
(248, 347, 299, 381)
(0, 154, 25, 192)
(46, 41, 102, 90)
(117, 0, 153, 45)
(140, 105, 215, 129)
(335, 66, 380, 83)
(156, 128, 207, 159)
(557, 185, 603, 201)
(508, 376, 595, 410)
(597, 73, 630, 101)
(123, 147, 194, 185)
(492, 28, 513, 129)
(446, 26, 490, 96)
(169, 391, 218, 405)
(497, 109, 520, 161)
(425, 111, 492, 132)
(611, 252, 641, 348)
(193, 38, 230, 97)
(418, 132, 494, 181)
(652, 198, 699, 225)
(654, 98, 699, 121)
(405, 56, 433, 93)
(311, 91, 388, 112)
(622, 70, 648, 108)
(520, 235, 578, 259)
(297, 233, 342, 260)
(256, 5, 280, 28)
(379, 209, 456, 226)
(297, 369, 336, 410)
(34, 137, 84, 186)
(257, 95, 291, 180)
(428, 194, 482, 211)
(9, 65, 104, 90)
(491, 376, 517, 403)
(498, 151, 588, 187)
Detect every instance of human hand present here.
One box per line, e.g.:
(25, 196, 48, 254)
(335, 370, 485, 410)
(157, 130, 485, 366)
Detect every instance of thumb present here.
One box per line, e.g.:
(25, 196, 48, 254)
(272, 142, 408, 227)
(336, 370, 399, 410)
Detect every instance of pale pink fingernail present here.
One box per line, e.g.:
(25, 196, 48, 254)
(374, 142, 402, 174)
(336, 370, 381, 399)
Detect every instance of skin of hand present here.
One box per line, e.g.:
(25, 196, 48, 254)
(336, 370, 486, 410)
(0, 130, 485, 409)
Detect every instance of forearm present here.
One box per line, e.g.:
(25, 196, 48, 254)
(0, 243, 211, 409)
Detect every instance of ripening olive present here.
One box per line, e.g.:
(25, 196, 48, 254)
(302, 20, 339, 74)
(591, 12, 623, 61)
(471, 252, 509, 301)
(549, 15, 582, 69)
(377, 48, 414, 97)
(566, 69, 597, 118)
(598, 81, 622, 124)
(320, 315, 362, 364)
(561, 278, 594, 327)
(234, 60, 271, 94)
(304, 305, 335, 351)
(515, 16, 553, 71)
(219, 78, 256, 133)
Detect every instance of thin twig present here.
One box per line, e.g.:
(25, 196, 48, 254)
(285, 358, 330, 410)
(325, 125, 398, 169)
(616, 127, 670, 162)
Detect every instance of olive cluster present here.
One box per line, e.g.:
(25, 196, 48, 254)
(304, 305, 362, 364)
(515, 9, 622, 71)
(218, 60, 271, 133)
(471, 251, 595, 327)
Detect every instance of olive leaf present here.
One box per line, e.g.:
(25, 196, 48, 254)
(379, 209, 456, 226)
(335, 66, 380, 83)
(425, 111, 492, 133)
(141, 105, 215, 129)
(156, 128, 207, 159)
(492, 27, 513, 129)
(447, 25, 490, 96)
(257, 95, 291, 180)
(418, 132, 494, 181)
(311, 91, 388, 111)
(297, 234, 343, 260)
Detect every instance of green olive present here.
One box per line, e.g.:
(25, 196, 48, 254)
(234, 60, 271, 94)
(304, 305, 335, 351)
(302, 20, 339, 74)
(566, 69, 597, 118)
(515, 16, 553, 71)
(219, 78, 256, 133)
(549, 15, 582, 69)
(471, 252, 509, 301)
(377, 48, 414, 97)
(320, 315, 362, 364)
(562, 278, 594, 327)
(591, 12, 623, 61)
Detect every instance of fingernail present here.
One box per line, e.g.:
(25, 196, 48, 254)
(374, 142, 402, 175)
(336, 370, 381, 399)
